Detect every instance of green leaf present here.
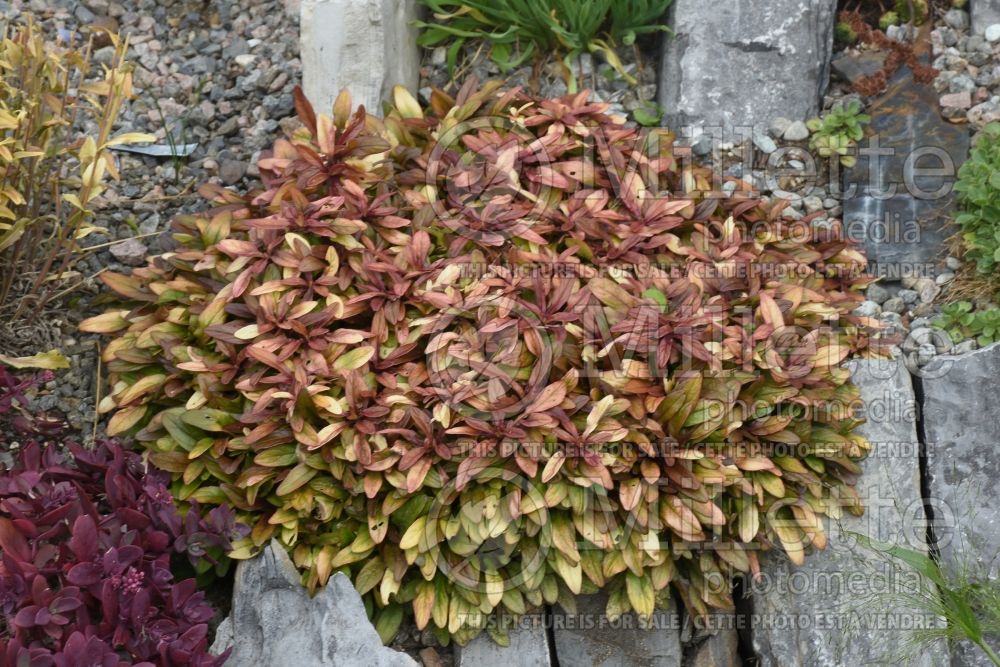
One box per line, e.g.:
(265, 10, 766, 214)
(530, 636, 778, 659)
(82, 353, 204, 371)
(375, 604, 404, 644)
(333, 346, 375, 371)
(276, 463, 317, 496)
(181, 408, 234, 432)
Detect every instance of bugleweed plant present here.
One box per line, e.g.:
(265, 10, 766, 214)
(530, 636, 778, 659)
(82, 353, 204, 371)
(85, 81, 882, 645)
(415, 0, 671, 90)
(0, 438, 238, 665)
(0, 20, 151, 324)
(955, 122, 1000, 277)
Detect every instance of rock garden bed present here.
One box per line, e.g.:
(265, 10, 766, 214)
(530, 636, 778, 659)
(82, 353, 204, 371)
(4, 0, 1000, 666)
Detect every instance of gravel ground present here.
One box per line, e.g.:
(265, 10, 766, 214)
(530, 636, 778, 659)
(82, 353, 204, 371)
(1, 0, 301, 437)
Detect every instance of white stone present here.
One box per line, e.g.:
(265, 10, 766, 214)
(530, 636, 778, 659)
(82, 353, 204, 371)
(782, 120, 810, 141)
(986, 23, 1000, 42)
(300, 0, 420, 115)
(210, 541, 416, 667)
(456, 619, 551, 667)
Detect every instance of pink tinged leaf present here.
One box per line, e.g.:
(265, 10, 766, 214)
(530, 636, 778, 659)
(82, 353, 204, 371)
(68, 515, 98, 561)
(0, 517, 31, 562)
(66, 562, 103, 587)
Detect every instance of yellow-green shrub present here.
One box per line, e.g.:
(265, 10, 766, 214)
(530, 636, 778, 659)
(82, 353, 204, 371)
(0, 20, 151, 321)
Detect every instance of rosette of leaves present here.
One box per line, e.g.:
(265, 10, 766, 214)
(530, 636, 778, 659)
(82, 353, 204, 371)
(84, 81, 882, 645)
(934, 302, 1000, 346)
(0, 439, 239, 665)
(807, 100, 870, 168)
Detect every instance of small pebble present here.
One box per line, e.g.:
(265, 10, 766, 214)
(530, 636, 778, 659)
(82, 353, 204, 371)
(753, 133, 777, 154)
(783, 120, 810, 142)
(109, 238, 148, 267)
(866, 283, 890, 304)
(987, 24, 1000, 43)
(883, 297, 906, 314)
(854, 301, 882, 318)
(769, 116, 791, 138)
(935, 271, 955, 285)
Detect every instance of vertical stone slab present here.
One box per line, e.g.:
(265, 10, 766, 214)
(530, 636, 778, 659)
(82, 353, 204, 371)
(300, 0, 420, 115)
(923, 342, 1000, 667)
(659, 0, 836, 135)
(971, 0, 1000, 34)
(552, 593, 681, 666)
(455, 619, 552, 667)
(840, 60, 969, 277)
(750, 359, 945, 667)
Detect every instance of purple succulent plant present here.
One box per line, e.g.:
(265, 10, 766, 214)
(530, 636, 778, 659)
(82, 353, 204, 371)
(0, 439, 240, 666)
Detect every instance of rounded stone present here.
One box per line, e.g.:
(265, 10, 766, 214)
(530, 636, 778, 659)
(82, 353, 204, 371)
(782, 120, 810, 142)
(935, 271, 955, 285)
(882, 297, 906, 314)
(854, 301, 882, 318)
(986, 24, 1000, 42)
(866, 283, 890, 304)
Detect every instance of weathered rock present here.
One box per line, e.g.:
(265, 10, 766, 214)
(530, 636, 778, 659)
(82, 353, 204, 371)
(456, 618, 551, 667)
(219, 159, 247, 185)
(944, 8, 970, 31)
(109, 238, 148, 266)
(300, 0, 420, 114)
(831, 51, 888, 85)
(659, 0, 836, 136)
(922, 343, 1000, 666)
(750, 360, 946, 667)
(688, 620, 739, 667)
(210, 541, 416, 667)
(866, 282, 891, 304)
(552, 593, 681, 666)
(841, 60, 969, 275)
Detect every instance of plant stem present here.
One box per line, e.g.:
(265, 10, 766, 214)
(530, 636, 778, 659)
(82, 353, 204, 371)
(978, 640, 1000, 667)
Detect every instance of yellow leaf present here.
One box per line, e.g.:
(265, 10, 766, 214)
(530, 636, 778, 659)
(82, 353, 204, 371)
(413, 581, 435, 630)
(626, 572, 654, 619)
(80, 310, 131, 333)
(399, 516, 427, 551)
(105, 132, 156, 147)
(116, 374, 166, 405)
(392, 85, 423, 119)
(0, 349, 69, 369)
(107, 405, 147, 435)
(333, 346, 375, 371)
(234, 324, 260, 340)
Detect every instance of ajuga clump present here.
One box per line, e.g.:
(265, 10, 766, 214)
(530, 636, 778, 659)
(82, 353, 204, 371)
(84, 80, 882, 645)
